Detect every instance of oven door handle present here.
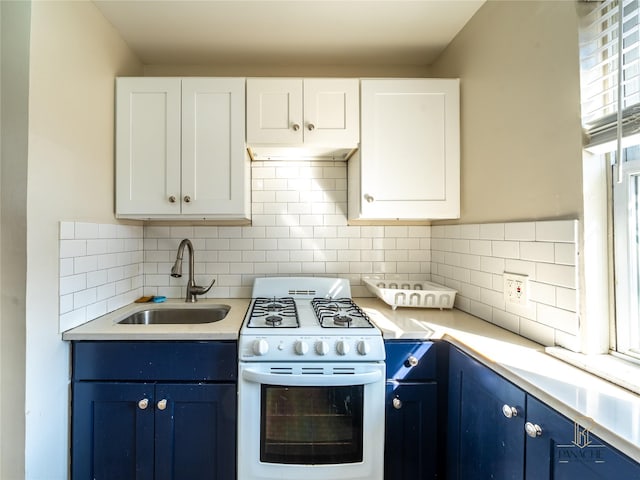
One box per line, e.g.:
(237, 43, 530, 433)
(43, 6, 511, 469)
(242, 368, 383, 386)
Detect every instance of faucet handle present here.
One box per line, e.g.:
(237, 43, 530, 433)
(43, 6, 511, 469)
(190, 278, 216, 297)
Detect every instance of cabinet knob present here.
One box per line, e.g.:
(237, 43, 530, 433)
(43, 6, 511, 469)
(406, 356, 419, 367)
(292, 123, 300, 131)
(525, 422, 543, 438)
(502, 404, 518, 419)
(307, 123, 315, 131)
(168, 196, 176, 203)
(138, 398, 149, 410)
(157, 399, 168, 411)
(183, 195, 191, 203)
(364, 194, 375, 203)
(392, 397, 402, 409)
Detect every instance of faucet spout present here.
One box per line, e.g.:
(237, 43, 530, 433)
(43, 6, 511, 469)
(171, 239, 215, 302)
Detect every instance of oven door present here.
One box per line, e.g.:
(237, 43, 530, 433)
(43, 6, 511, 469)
(238, 362, 385, 480)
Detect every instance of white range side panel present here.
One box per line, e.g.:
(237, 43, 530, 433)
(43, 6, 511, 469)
(246, 78, 303, 144)
(354, 78, 460, 220)
(303, 78, 359, 147)
(116, 77, 181, 216)
(181, 78, 249, 217)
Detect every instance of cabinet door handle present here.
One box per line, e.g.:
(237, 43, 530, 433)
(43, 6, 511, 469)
(292, 123, 300, 131)
(157, 399, 168, 411)
(392, 397, 402, 409)
(138, 398, 149, 410)
(525, 422, 543, 438)
(168, 196, 176, 203)
(183, 195, 191, 203)
(502, 404, 518, 419)
(405, 356, 419, 367)
(307, 123, 315, 131)
(364, 194, 375, 203)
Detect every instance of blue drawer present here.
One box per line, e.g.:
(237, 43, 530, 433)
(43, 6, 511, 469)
(72, 340, 237, 381)
(385, 340, 437, 381)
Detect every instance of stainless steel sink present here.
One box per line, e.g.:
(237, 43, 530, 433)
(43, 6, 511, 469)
(118, 305, 230, 325)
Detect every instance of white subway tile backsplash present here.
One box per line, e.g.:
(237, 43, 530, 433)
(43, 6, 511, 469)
(60, 166, 581, 355)
(59, 221, 143, 331)
(479, 223, 505, 240)
(504, 222, 535, 241)
(537, 263, 576, 289)
(431, 220, 581, 351)
(520, 242, 555, 263)
(535, 220, 577, 243)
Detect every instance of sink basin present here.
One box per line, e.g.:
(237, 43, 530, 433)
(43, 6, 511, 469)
(118, 305, 230, 325)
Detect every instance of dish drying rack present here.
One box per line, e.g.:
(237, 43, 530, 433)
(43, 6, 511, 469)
(364, 278, 456, 310)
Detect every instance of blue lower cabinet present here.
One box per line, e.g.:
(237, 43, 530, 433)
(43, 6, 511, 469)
(154, 383, 236, 480)
(72, 382, 155, 480)
(525, 395, 640, 480)
(447, 345, 640, 479)
(384, 340, 440, 480)
(385, 382, 438, 480)
(448, 345, 526, 480)
(70, 341, 237, 480)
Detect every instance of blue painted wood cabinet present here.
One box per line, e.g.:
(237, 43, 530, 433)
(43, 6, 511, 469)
(384, 340, 442, 480)
(70, 341, 237, 480)
(447, 344, 640, 479)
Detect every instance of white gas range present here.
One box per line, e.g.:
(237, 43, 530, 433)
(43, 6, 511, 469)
(237, 277, 385, 480)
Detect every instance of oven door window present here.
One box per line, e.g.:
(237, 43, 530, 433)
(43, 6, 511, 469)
(260, 384, 364, 465)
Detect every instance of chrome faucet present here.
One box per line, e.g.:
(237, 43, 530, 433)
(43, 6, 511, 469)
(170, 239, 215, 302)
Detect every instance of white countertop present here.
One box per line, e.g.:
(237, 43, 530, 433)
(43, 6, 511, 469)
(61, 298, 249, 340)
(62, 296, 640, 463)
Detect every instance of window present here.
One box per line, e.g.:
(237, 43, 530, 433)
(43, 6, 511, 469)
(580, 0, 640, 358)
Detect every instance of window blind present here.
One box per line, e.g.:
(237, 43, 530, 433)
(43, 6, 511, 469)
(580, 0, 640, 150)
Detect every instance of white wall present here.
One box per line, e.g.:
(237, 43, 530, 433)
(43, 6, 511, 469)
(1, 2, 30, 477)
(430, 0, 584, 224)
(25, 1, 142, 477)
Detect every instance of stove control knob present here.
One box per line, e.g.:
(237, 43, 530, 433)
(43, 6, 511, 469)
(253, 339, 269, 356)
(336, 340, 350, 355)
(294, 340, 309, 355)
(357, 340, 371, 356)
(315, 341, 330, 356)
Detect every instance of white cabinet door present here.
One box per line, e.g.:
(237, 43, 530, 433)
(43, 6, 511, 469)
(116, 78, 182, 216)
(350, 79, 459, 220)
(181, 78, 248, 217)
(246, 78, 303, 144)
(303, 78, 359, 146)
(246, 77, 359, 147)
(116, 77, 249, 220)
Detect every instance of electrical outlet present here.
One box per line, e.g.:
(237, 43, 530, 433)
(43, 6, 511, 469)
(504, 272, 529, 306)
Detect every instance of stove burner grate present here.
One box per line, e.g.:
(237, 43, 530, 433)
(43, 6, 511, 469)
(311, 298, 373, 328)
(248, 297, 299, 328)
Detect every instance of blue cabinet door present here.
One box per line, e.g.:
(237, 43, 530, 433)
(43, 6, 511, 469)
(155, 383, 237, 480)
(525, 395, 640, 479)
(448, 346, 526, 480)
(384, 382, 438, 480)
(71, 382, 155, 480)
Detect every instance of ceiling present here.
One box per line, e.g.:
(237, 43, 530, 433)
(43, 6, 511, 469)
(93, 0, 485, 67)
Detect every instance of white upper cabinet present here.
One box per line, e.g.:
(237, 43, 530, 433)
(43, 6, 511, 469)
(349, 78, 460, 220)
(246, 78, 359, 160)
(116, 77, 250, 220)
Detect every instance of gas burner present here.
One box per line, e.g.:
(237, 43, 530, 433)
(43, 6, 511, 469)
(333, 315, 352, 326)
(265, 316, 283, 326)
(247, 297, 299, 328)
(266, 302, 285, 311)
(311, 298, 373, 328)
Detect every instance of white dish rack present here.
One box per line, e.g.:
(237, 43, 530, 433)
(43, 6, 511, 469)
(364, 278, 456, 310)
